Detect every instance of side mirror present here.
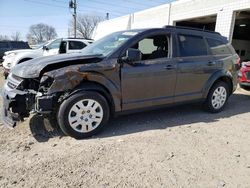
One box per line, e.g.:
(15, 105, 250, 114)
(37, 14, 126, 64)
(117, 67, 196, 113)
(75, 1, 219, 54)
(122, 48, 142, 63)
(43, 46, 49, 51)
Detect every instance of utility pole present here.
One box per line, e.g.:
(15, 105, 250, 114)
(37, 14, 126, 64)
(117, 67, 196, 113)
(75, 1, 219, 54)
(69, 0, 77, 38)
(106, 13, 109, 20)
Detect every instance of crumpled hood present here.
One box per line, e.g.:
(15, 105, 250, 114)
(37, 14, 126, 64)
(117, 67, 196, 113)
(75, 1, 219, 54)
(11, 53, 103, 78)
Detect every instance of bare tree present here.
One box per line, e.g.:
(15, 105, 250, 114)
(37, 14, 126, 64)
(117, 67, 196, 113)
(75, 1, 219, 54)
(27, 23, 57, 43)
(11, 31, 21, 41)
(70, 14, 104, 39)
(0, 35, 9, 41)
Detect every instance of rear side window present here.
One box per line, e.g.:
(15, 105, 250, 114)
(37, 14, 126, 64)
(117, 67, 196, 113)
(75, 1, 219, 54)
(68, 41, 86, 50)
(178, 35, 207, 57)
(0, 42, 9, 48)
(206, 38, 231, 55)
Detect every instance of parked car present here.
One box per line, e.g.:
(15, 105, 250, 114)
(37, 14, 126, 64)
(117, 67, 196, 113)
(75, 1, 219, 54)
(2, 26, 239, 139)
(0, 41, 30, 64)
(2, 38, 93, 78)
(238, 60, 250, 90)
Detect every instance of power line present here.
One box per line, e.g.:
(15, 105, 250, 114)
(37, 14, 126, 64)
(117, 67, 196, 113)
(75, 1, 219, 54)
(85, 0, 139, 11)
(24, 0, 124, 16)
(24, 0, 68, 9)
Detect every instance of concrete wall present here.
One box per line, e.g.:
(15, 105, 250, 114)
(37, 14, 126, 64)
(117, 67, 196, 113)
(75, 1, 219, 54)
(131, 4, 170, 29)
(170, 0, 250, 41)
(92, 15, 131, 40)
(93, 0, 250, 41)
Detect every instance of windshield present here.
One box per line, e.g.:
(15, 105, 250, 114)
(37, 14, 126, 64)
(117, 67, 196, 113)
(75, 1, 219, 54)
(34, 41, 50, 49)
(81, 31, 140, 57)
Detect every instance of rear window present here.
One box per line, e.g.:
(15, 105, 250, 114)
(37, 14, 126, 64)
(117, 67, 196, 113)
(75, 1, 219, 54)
(178, 35, 208, 57)
(0, 42, 9, 48)
(68, 41, 86, 50)
(206, 38, 231, 55)
(10, 42, 30, 49)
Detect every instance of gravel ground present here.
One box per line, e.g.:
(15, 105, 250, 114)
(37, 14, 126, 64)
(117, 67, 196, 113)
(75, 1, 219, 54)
(0, 67, 250, 188)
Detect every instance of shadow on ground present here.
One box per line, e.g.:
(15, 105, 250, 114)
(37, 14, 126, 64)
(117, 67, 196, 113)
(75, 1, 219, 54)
(29, 92, 250, 142)
(29, 116, 64, 142)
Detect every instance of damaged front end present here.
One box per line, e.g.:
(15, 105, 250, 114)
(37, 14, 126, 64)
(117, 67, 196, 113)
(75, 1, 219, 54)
(1, 73, 56, 128)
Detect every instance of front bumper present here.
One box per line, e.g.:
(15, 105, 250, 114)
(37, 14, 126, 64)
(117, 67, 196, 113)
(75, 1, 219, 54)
(1, 93, 18, 128)
(1, 74, 57, 128)
(1, 74, 33, 128)
(1, 81, 27, 128)
(240, 82, 250, 87)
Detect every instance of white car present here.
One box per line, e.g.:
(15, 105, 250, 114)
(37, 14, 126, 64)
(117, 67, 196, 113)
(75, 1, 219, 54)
(3, 38, 93, 78)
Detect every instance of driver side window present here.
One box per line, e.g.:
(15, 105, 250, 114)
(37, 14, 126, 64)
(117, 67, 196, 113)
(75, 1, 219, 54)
(132, 35, 169, 61)
(46, 39, 62, 50)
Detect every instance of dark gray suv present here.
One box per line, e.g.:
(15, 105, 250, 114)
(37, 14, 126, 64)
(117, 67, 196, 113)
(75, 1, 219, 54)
(2, 26, 239, 139)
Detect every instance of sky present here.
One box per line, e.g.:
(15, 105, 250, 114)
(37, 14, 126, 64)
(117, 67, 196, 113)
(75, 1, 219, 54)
(0, 0, 175, 40)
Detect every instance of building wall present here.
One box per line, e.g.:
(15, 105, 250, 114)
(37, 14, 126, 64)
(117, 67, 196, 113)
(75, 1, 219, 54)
(93, 0, 250, 41)
(92, 15, 131, 40)
(232, 39, 250, 60)
(131, 4, 170, 29)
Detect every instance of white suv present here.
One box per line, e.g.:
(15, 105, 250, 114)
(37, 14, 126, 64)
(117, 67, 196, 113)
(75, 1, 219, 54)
(3, 38, 93, 78)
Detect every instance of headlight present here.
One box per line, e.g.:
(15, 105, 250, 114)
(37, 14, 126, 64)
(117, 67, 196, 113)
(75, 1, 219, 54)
(7, 63, 11, 68)
(40, 75, 54, 88)
(7, 53, 16, 57)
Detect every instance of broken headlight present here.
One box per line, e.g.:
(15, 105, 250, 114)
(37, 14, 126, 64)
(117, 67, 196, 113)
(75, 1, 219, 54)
(39, 75, 54, 90)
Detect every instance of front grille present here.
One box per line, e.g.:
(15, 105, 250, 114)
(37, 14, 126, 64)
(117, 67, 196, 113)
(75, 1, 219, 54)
(7, 81, 17, 89)
(6, 74, 24, 90)
(11, 74, 24, 82)
(246, 72, 250, 80)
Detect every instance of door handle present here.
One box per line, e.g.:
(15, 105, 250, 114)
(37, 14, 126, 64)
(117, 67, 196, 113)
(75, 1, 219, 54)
(207, 61, 216, 66)
(164, 65, 176, 70)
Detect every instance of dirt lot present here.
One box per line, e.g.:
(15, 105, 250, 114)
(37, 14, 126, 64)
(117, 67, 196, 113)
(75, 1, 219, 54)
(0, 67, 250, 188)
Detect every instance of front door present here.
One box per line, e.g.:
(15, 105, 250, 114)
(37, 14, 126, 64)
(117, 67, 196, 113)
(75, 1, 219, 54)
(121, 34, 177, 110)
(43, 39, 61, 56)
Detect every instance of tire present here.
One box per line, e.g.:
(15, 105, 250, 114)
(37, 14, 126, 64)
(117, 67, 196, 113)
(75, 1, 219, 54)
(57, 91, 110, 139)
(204, 81, 229, 113)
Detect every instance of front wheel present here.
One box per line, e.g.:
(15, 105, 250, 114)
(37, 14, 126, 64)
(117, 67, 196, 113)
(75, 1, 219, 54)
(204, 81, 229, 113)
(57, 91, 110, 139)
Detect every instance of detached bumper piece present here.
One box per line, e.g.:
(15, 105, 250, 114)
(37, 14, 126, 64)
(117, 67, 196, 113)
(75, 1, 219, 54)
(1, 92, 32, 128)
(2, 106, 17, 128)
(1, 95, 20, 128)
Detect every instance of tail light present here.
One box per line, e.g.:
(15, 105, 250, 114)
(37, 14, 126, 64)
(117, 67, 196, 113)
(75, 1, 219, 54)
(237, 58, 241, 66)
(235, 57, 241, 70)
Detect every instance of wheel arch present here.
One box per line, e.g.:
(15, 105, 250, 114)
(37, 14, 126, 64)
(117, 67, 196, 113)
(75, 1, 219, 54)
(67, 81, 117, 116)
(18, 57, 33, 64)
(203, 71, 234, 98)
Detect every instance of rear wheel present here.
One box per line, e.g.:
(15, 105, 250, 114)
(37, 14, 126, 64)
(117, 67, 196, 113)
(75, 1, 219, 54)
(57, 91, 110, 139)
(204, 81, 229, 113)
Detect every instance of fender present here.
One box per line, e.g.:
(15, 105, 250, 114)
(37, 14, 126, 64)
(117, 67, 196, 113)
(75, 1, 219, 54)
(47, 70, 121, 112)
(202, 70, 233, 98)
(66, 82, 117, 115)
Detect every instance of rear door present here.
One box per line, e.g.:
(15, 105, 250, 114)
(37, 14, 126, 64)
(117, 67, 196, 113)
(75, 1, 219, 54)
(175, 34, 219, 102)
(121, 33, 177, 110)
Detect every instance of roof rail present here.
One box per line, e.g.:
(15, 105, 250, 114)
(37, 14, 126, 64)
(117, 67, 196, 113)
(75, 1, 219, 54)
(164, 25, 221, 35)
(67, 37, 93, 40)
